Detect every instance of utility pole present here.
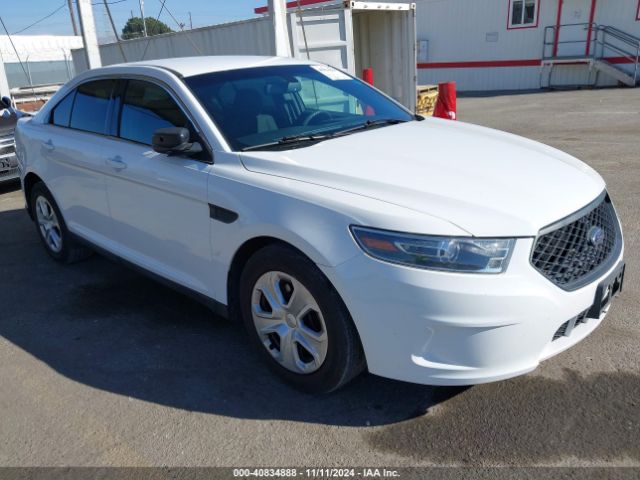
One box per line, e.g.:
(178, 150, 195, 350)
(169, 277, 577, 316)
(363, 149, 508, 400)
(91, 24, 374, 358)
(269, 0, 290, 57)
(67, 0, 79, 36)
(77, 0, 102, 69)
(139, 0, 148, 37)
(103, 0, 127, 62)
(189, 12, 193, 29)
(0, 51, 10, 100)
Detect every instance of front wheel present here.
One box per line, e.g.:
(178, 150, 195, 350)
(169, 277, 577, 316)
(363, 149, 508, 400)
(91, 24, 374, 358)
(239, 244, 365, 393)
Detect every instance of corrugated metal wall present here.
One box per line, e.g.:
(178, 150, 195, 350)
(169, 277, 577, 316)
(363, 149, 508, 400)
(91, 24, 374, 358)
(72, 17, 275, 74)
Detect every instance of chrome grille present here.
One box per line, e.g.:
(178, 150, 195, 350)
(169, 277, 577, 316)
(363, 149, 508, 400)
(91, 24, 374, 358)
(531, 194, 621, 291)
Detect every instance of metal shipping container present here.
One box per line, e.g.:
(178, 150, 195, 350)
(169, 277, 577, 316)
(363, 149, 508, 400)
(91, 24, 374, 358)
(288, 1, 417, 111)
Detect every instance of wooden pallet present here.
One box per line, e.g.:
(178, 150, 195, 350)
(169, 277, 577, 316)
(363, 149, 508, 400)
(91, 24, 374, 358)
(416, 85, 438, 116)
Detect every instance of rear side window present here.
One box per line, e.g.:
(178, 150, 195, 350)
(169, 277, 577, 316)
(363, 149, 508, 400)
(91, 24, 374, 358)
(70, 79, 115, 135)
(50, 91, 75, 127)
(119, 80, 189, 145)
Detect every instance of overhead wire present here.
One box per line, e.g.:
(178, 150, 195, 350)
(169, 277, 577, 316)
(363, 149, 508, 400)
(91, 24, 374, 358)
(140, 0, 167, 60)
(0, 16, 40, 101)
(12, 2, 67, 35)
(157, 0, 202, 55)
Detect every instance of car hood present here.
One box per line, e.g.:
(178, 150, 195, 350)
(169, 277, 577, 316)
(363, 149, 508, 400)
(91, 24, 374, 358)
(239, 118, 605, 237)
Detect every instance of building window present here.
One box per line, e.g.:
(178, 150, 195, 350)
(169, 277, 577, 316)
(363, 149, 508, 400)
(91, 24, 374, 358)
(508, 0, 539, 29)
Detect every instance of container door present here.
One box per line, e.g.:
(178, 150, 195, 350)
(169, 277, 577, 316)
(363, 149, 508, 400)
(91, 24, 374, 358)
(351, 2, 417, 111)
(288, 5, 356, 75)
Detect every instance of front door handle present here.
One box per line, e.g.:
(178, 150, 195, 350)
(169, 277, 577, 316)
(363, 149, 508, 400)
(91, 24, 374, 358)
(105, 155, 127, 171)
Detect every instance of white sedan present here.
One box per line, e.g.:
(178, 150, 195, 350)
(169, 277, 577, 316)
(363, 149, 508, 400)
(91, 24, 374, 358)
(15, 56, 624, 393)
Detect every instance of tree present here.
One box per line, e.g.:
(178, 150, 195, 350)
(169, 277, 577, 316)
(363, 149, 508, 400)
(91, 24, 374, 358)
(122, 17, 173, 40)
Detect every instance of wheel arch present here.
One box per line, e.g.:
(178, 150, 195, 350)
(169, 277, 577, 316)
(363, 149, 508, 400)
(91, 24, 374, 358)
(23, 171, 44, 220)
(227, 236, 308, 321)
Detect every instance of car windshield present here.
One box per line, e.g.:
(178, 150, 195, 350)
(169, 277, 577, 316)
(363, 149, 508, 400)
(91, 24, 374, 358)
(184, 64, 414, 151)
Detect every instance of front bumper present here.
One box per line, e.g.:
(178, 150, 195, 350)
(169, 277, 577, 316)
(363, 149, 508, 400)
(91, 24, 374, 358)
(320, 238, 624, 386)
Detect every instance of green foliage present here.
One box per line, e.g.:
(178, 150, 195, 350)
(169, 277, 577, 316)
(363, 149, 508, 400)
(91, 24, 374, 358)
(122, 17, 173, 40)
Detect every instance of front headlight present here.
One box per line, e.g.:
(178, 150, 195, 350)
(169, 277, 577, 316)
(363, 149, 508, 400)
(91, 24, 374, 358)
(350, 226, 515, 273)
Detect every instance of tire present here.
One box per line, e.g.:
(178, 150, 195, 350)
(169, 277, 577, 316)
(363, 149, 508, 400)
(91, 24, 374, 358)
(30, 182, 92, 264)
(239, 243, 365, 393)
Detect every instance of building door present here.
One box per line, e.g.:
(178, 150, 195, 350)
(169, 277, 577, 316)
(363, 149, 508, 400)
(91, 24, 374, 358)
(555, 0, 597, 57)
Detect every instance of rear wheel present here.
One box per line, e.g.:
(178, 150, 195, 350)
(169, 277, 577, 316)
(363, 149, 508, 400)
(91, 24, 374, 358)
(239, 244, 365, 393)
(30, 182, 92, 263)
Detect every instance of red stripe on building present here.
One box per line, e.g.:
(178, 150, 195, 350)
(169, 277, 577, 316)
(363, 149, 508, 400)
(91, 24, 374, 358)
(606, 56, 637, 64)
(417, 56, 634, 69)
(417, 59, 542, 69)
(255, 0, 329, 14)
(418, 57, 634, 69)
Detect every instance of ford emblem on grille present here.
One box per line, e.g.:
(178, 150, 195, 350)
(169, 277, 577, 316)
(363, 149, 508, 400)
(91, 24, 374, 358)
(588, 226, 605, 247)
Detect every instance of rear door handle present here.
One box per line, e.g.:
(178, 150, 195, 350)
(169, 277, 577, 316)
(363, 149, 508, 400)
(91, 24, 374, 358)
(105, 155, 127, 171)
(42, 139, 54, 152)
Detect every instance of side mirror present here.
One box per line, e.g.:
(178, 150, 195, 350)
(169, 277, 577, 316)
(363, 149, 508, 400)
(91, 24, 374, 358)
(151, 127, 201, 155)
(1, 96, 12, 109)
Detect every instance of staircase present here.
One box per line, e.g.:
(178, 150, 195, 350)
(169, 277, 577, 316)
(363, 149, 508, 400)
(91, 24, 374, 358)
(592, 58, 636, 87)
(541, 23, 640, 89)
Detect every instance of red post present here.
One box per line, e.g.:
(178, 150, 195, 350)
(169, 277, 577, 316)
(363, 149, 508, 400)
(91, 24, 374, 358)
(552, 0, 564, 58)
(585, 0, 597, 56)
(433, 82, 457, 121)
(362, 68, 374, 85)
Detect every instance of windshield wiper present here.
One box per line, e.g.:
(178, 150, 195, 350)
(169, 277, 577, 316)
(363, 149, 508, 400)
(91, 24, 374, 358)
(331, 118, 407, 137)
(240, 133, 332, 152)
(240, 119, 407, 152)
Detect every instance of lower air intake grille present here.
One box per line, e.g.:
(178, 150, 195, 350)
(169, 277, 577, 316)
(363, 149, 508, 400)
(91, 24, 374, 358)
(553, 321, 570, 341)
(552, 309, 590, 341)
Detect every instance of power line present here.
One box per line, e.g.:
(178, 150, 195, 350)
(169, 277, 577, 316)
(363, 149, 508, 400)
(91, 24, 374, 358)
(91, 0, 127, 5)
(140, 0, 166, 60)
(0, 16, 39, 101)
(158, 0, 202, 54)
(12, 2, 67, 35)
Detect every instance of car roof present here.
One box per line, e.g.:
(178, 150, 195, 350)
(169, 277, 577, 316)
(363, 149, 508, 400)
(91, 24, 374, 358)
(102, 55, 316, 78)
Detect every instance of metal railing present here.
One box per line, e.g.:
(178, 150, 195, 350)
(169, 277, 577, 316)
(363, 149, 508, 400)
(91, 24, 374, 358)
(542, 22, 640, 85)
(595, 25, 640, 84)
(542, 22, 597, 61)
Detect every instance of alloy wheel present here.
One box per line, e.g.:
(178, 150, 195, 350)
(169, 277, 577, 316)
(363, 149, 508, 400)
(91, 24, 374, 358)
(35, 196, 63, 253)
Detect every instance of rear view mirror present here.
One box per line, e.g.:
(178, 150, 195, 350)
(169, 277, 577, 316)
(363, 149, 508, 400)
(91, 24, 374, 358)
(152, 127, 201, 156)
(264, 80, 301, 95)
(1, 96, 12, 109)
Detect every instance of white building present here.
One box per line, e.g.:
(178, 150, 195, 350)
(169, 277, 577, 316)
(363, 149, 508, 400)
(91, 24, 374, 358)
(255, 0, 640, 91)
(0, 35, 82, 88)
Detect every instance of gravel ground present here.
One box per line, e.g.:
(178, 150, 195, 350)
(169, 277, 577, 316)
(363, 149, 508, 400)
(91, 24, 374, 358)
(0, 88, 638, 471)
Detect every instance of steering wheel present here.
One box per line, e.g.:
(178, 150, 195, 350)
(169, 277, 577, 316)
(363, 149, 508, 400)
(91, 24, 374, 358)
(301, 110, 333, 126)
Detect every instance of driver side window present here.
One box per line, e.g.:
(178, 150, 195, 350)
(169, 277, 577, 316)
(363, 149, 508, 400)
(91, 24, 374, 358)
(119, 80, 191, 145)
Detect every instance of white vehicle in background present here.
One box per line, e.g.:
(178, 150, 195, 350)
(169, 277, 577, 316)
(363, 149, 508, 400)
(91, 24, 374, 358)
(14, 56, 624, 393)
(0, 96, 22, 184)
